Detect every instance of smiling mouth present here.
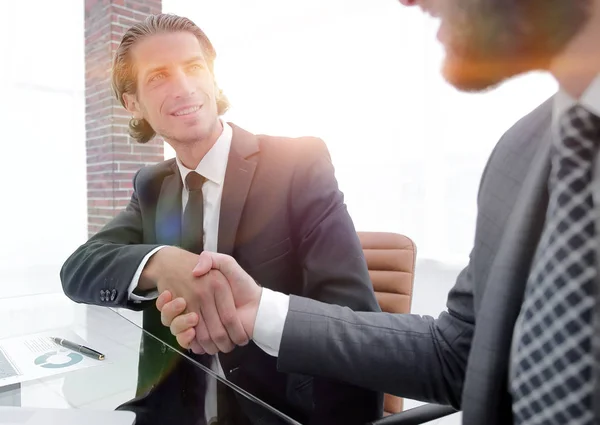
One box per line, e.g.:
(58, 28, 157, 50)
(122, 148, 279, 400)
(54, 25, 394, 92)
(172, 105, 202, 117)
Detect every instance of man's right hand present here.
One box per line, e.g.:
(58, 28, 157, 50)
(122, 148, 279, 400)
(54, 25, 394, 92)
(140, 246, 249, 354)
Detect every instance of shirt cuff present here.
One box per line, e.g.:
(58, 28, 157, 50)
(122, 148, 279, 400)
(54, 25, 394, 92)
(252, 287, 290, 357)
(128, 246, 165, 302)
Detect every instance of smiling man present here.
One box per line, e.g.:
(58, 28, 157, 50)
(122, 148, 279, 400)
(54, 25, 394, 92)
(60, 13, 382, 425)
(159, 0, 600, 424)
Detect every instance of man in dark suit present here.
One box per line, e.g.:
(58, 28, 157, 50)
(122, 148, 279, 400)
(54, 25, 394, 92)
(60, 13, 381, 425)
(158, 0, 600, 424)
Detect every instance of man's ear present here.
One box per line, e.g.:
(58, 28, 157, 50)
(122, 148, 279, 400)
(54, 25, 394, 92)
(123, 92, 142, 118)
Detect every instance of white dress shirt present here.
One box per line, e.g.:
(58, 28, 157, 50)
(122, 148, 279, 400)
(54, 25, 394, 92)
(127, 121, 233, 423)
(253, 75, 600, 361)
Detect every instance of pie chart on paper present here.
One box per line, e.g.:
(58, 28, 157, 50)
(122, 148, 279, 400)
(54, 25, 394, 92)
(34, 351, 83, 369)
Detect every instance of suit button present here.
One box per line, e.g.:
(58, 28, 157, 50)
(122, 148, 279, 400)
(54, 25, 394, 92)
(100, 296, 106, 302)
(100, 289, 106, 296)
(110, 289, 117, 301)
(161, 344, 167, 354)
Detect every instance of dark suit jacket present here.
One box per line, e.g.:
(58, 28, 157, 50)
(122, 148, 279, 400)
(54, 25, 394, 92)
(60, 124, 383, 425)
(274, 98, 567, 425)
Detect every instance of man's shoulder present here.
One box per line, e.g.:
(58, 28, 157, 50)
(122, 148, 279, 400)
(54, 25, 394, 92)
(477, 95, 555, 200)
(134, 158, 177, 190)
(256, 133, 331, 163)
(136, 158, 176, 179)
(229, 123, 331, 167)
(499, 94, 555, 149)
(481, 95, 554, 181)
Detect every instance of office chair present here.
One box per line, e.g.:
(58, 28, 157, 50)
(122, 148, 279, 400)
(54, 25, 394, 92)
(357, 232, 457, 425)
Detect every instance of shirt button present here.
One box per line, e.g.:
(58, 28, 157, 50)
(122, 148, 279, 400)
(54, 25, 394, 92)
(110, 289, 117, 301)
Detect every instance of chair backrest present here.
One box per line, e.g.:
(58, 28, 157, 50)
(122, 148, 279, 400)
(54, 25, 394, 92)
(357, 231, 416, 416)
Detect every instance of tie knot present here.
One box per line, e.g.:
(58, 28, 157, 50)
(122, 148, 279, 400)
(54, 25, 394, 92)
(185, 171, 206, 191)
(557, 104, 600, 154)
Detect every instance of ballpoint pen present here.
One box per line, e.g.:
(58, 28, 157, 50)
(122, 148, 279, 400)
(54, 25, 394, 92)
(50, 337, 105, 360)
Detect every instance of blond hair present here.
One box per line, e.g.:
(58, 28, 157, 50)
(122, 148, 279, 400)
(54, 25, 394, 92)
(111, 14, 230, 143)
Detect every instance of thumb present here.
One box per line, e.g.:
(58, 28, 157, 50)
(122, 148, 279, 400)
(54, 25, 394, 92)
(192, 251, 214, 277)
(194, 252, 246, 291)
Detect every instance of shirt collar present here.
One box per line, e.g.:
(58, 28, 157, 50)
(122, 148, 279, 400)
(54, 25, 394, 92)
(176, 121, 233, 188)
(553, 74, 600, 132)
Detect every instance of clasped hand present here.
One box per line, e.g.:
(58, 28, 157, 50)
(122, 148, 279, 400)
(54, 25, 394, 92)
(156, 251, 262, 355)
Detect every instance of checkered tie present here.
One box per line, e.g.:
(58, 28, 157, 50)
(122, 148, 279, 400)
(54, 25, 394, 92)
(511, 104, 600, 424)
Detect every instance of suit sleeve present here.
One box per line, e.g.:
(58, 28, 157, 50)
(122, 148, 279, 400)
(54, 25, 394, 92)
(278, 262, 474, 409)
(60, 170, 162, 311)
(288, 138, 384, 424)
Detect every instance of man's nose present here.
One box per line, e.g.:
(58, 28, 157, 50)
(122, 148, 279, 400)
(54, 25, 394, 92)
(173, 70, 196, 97)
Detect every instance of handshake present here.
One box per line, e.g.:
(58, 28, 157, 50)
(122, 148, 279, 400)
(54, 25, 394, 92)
(150, 248, 263, 355)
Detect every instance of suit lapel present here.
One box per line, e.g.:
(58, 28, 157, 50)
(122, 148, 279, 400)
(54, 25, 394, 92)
(463, 129, 552, 424)
(155, 162, 183, 247)
(217, 124, 259, 256)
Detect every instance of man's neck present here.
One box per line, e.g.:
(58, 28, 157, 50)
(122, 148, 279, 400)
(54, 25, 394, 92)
(174, 120, 224, 170)
(550, 3, 600, 98)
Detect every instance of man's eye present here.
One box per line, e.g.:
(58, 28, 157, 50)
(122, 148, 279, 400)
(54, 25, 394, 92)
(149, 73, 166, 82)
(189, 64, 203, 72)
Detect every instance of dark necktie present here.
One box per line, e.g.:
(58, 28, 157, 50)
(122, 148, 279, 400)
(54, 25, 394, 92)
(181, 171, 214, 424)
(511, 104, 600, 424)
(182, 171, 233, 425)
(182, 171, 206, 255)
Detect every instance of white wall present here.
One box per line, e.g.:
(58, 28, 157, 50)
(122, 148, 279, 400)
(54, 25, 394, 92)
(0, 0, 86, 296)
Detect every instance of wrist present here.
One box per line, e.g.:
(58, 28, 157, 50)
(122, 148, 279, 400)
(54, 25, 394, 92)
(138, 246, 180, 291)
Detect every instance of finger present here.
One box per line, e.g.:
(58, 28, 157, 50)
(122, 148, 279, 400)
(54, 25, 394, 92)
(214, 281, 249, 346)
(156, 290, 173, 311)
(192, 251, 214, 277)
(189, 340, 205, 355)
(175, 327, 196, 350)
(198, 272, 235, 353)
(170, 312, 198, 335)
(160, 297, 187, 326)
(194, 307, 220, 355)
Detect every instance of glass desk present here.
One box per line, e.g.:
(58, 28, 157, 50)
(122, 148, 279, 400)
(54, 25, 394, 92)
(0, 293, 300, 424)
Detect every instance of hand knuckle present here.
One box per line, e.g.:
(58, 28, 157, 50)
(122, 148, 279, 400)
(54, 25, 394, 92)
(221, 312, 235, 326)
(197, 332, 209, 343)
(213, 330, 228, 343)
(196, 329, 210, 342)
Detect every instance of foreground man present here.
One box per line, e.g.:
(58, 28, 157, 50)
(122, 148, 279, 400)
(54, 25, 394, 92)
(61, 13, 381, 425)
(160, 0, 600, 424)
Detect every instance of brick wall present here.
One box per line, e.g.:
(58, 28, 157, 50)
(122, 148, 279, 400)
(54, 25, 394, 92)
(85, 0, 163, 237)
